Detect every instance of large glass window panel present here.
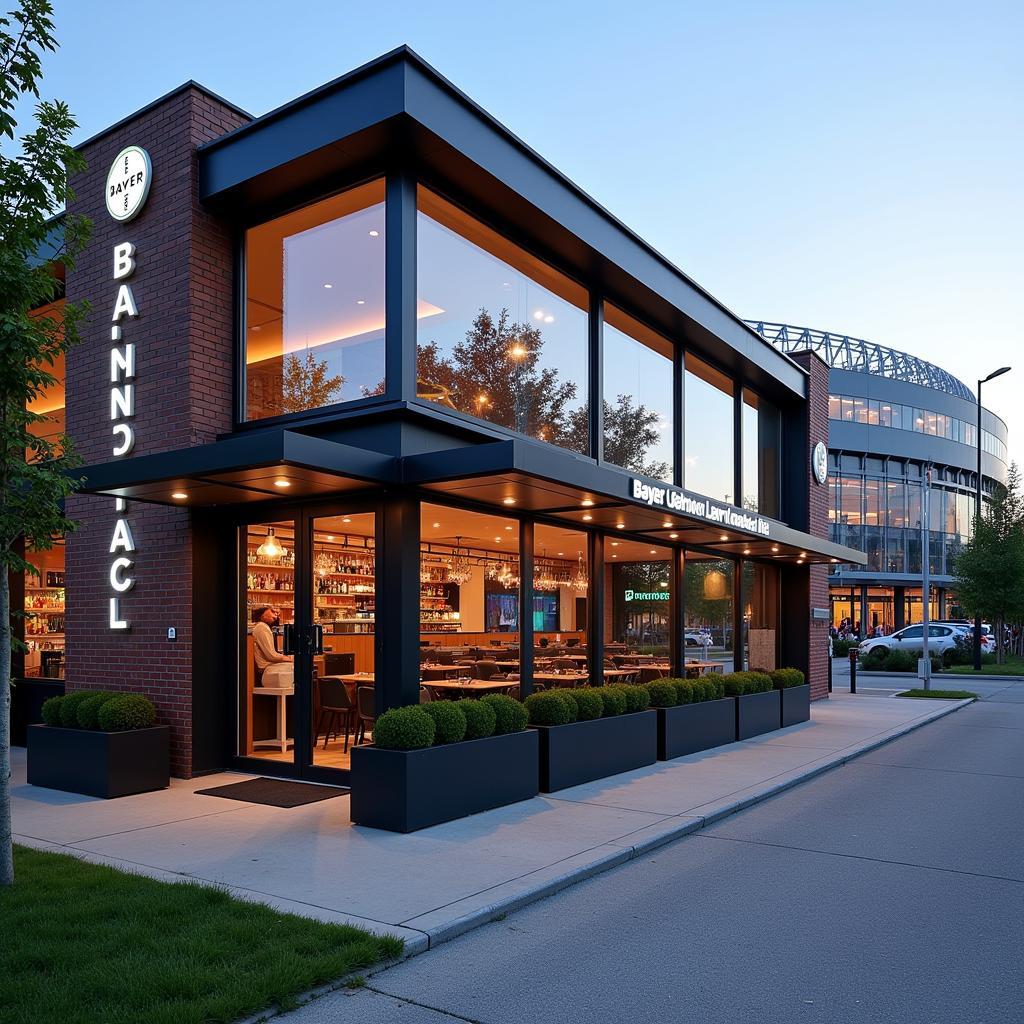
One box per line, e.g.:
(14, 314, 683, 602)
(742, 562, 778, 670)
(885, 532, 905, 573)
(531, 523, 589, 686)
(864, 479, 881, 527)
(416, 188, 589, 454)
(23, 542, 65, 680)
(741, 391, 781, 516)
(886, 480, 906, 528)
(864, 527, 884, 571)
(838, 476, 863, 525)
(684, 553, 735, 674)
(602, 305, 674, 481)
(605, 538, 671, 662)
(685, 356, 735, 501)
(244, 181, 386, 421)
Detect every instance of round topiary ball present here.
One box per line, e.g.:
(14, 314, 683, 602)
(76, 691, 118, 730)
(645, 679, 677, 708)
(552, 689, 579, 722)
(59, 691, 96, 728)
(97, 693, 156, 732)
(524, 690, 572, 726)
(598, 686, 627, 717)
(480, 693, 527, 734)
(571, 687, 604, 721)
(421, 701, 467, 744)
(40, 695, 65, 727)
(619, 684, 651, 713)
(456, 698, 497, 741)
(373, 705, 435, 750)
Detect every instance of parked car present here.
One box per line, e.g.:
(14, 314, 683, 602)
(941, 622, 995, 653)
(685, 631, 713, 648)
(858, 624, 963, 658)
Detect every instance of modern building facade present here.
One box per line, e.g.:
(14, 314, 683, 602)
(747, 322, 1009, 634)
(16, 48, 863, 783)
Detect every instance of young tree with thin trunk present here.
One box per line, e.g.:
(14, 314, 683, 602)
(0, 0, 89, 886)
(952, 463, 1024, 665)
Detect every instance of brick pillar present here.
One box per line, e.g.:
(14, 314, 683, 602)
(788, 350, 830, 700)
(64, 86, 249, 776)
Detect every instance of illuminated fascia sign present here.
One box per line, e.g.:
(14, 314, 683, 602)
(106, 146, 152, 630)
(630, 479, 773, 538)
(625, 589, 670, 602)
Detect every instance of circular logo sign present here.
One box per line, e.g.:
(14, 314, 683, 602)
(105, 146, 152, 223)
(812, 441, 828, 485)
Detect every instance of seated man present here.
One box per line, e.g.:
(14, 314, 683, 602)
(252, 605, 291, 686)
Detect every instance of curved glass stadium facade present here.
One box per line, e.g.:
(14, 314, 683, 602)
(747, 322, 1010, 634)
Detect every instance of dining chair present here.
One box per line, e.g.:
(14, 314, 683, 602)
(418, 685, 432, 704)
(473, 660, 500, 680)
(316, 677, 356, 752)
(354, 686, 376, 746)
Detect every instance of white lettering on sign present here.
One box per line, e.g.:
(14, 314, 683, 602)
(630, 478, 773, 538)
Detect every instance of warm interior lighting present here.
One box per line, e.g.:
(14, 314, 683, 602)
(582, 514, 593, 521)
(342, 517, 352, 523)
(669, 533, 679, 539)
(273, 478, 291, 488)
(771, 545, 779, 552)
(580, 498, 594, 507)
(171, 491, 188, 500)
(720, 534, 728, 542)
(502, 497, 517, 505)
(256, 528, 284, 560)
(743, 549, 751, 555)
(368, 229, 379, 237)
(616, 523, 625, 530)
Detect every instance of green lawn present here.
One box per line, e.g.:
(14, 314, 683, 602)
(0, 846, 403, 1024)
(946, 656, 1024, 677)
(895, 689, 978, 700)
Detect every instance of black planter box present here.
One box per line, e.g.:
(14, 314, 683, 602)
(532, 711, 658, 792)
(656, 699, 736, 760)
(780, 684, 811, 727)
(349, 729, 539, 833)
(11, 678, 64, 747)
(734, 690, 782, 740)
(27, 725, 170, 798)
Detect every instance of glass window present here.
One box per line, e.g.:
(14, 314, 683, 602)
(742, 562, 779, 671)
(684, 553, 734, 674)
(533, 522, 589, 654)
(864, 479, 881, 526)
(853, 399, 868, 423)
(839, 476, 863, 525)
(23, 542, 65, 680)
(244, 181, 386, 421)
(416, 188, 589, 454)
(885, 532, 905, 573)
(685, 355, 735, 501)
(878, 402, 892, 427)
(890, 404, 902, 430)
(602, 305, 674, 481)
(828, 395, 841, 420)
(742, 391, 780, 516)
(886, 480, 906, 528)
(867, 400, 880, 425)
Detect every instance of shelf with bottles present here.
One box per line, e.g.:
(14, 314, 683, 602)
(421, 623, 462, 633)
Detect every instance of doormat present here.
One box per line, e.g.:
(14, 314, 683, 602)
(196, 778, 349, 808)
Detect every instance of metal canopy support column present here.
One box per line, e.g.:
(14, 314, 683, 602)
(377, 493, 421, 713)
(518, 520, 535, 699)
(385, 170, 417, 404)
(588, 296, 604, 464)
(588, 530, 605, 684)
(733, 559, 744, 672)
(670, 546, 685, 677)
(674, 350, 685, 488)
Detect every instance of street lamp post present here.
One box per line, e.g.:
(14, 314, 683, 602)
(973, 367, 1011, 670)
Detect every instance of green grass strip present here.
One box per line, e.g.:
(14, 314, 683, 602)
(0, 846, 403, 1024)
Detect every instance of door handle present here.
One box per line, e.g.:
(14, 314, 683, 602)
(311, 625, 324, 655)
(282, 623, 296, 655)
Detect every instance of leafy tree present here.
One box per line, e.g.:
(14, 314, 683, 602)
(567, 394, 670, 479)
(0, 0, 90, 885)
(279, 349, 345, 414)
(952, 462, 1024, 665)
(418, 307, 583, 451)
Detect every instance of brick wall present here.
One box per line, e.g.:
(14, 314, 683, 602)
(64, 86, 248, 776)
(788, 350, 831, 700)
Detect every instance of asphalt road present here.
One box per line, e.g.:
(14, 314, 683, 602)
(290, 685, 1024, 1024)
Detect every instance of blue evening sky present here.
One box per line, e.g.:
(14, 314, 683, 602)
(34, 0, 1024, 464)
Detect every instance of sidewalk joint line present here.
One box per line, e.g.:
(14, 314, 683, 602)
(363, 985, 484, 1022)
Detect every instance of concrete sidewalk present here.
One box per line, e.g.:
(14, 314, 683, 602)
(11, 692, 970, 954)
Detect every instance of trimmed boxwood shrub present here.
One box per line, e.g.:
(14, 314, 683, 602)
(97, 693, 156, 732)
(721, 671, 773, 697)
(832, 638, 857, 658)
(597, 685, 627, 717)
(40, 694, 65, 727)
(480, 693, 528, 734)
(421, 701, 467, 744)
(76, 691, 119, 730)
(644, 679, 678, 708)
(571, 687, 604, 721)
(770, 668, 805, 690)
(553, 690, 580, 722)
(618, 684, 651, 713)
(58, 691, 96, 728)
(373, 705, 435, 750)
(525, 690, 573, 726)
(456, 698, 496, 740)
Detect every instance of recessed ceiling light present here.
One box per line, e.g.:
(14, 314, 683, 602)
(557, 552, 564, 556)
(662, 521, 672, 528)
(582, 514, 593, 521)
(669, 533, 679, 539)
(502, 497, 516, 505)
(432, 522, 440, 528)
(505, 525, 513, 531)
(743, 549, 751, 555)
(326, 535, 334, 541)
(323, 283, 333, 289)
(616, 523, 625, 530)
(831, 558, 839, 563)
(171, 491, 188, 500)
(342, 517, 351, 524)
(800, 552, 806, 558)
(650, 549, 657, 554)
(719, 534, 728, 541)
(610, 542, 619, 547)
(581, 498, 594, 507)
(274, 479, 291, 488)
(495, 536, 502, 542)
(612, 554, 618, 558)
(368, 229, 379, 237)
(797, 559, 805, 564)
(771, 545, 779, 552)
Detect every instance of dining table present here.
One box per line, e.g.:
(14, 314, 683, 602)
(422, 678, 518, 696)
